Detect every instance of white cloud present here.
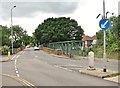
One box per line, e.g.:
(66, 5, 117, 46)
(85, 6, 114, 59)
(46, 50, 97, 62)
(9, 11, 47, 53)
(0, 0, 119, 36)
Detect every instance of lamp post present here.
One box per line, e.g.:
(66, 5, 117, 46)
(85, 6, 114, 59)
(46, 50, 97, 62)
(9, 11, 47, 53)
(11, 5, 16, 54)
(106, 11, 114, 18)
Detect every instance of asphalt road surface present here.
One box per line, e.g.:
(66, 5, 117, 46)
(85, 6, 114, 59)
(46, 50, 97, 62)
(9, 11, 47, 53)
(1, 48, 119, 86)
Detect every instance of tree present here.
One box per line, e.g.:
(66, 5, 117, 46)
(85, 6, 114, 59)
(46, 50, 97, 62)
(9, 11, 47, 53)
(96, 16, 120, 51)
(0, 25, 11, 46)
(0, 25, 31, 48)
(12, 25, 31, 47)
(34, 17, 84, 44)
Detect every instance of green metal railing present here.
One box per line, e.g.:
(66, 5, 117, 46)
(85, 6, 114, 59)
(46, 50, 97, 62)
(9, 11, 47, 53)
(46, 40, 86, 57)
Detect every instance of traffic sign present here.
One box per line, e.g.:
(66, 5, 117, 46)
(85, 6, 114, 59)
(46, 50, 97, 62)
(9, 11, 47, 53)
(99, 19, 110, 30)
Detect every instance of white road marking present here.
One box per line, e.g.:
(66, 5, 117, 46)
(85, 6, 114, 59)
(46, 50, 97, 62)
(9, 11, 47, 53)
(13, 50, 25, 78)
(11, 55, 17, 60)
(16, 55, 20, 58)
(1, 74, 36, 87)
(17, 74, 20, 77)
(68, 69, 73, 72)
(54, 65, 69, 70)
(16, 71, 19, 74)
(14, 59, 20, 77)
(15, 59, 17, 65)
(35, 56, 38, 58)
(54, 65, 78, 73)
(62, 67, 68, 70)
(19, 51, 24, 54)
(15, 68, 17, 71)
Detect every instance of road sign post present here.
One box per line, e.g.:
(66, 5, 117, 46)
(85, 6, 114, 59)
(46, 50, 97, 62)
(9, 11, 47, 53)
(99, 19, 110, 72)
(97, 0, 113, 72)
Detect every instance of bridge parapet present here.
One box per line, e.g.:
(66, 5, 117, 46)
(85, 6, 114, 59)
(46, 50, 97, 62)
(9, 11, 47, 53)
(45, 40, 86, 57)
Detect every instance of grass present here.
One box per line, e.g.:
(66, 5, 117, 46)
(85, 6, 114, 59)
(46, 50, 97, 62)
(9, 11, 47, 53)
(94, 51, 119, 60)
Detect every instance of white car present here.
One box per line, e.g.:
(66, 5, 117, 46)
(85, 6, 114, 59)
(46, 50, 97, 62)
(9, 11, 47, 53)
(34, 46, 40, 50)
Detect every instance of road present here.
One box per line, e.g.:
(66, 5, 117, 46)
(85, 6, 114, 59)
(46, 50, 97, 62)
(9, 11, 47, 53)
(1, 48, 119, 86)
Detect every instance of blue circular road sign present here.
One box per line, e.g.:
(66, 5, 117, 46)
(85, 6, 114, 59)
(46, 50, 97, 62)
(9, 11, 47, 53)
(99, 19, 110, 30)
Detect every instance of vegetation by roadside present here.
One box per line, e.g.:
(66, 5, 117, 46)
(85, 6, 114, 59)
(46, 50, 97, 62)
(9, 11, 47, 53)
(0, 25, 35, 54)
(92, 16, 120, 60)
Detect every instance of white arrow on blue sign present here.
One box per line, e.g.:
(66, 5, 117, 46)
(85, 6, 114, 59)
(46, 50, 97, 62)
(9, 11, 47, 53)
(99, 19, 110, 30)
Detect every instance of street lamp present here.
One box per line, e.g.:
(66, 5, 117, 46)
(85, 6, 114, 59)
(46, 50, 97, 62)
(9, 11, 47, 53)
(11, 5, 16, 54)
(106, 11, 114, 18)
(97, 12, 114, 19)
(96, 14, 102, 19)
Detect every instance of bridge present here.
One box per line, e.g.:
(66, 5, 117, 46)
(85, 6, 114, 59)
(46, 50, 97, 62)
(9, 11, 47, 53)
(44, 40, 86, 57)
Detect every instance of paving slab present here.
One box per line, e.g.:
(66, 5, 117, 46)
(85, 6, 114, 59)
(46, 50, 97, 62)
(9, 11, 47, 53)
(104, 75, 120, 83)
(0, 56, 9, 62)
(0, 55, 14, 62)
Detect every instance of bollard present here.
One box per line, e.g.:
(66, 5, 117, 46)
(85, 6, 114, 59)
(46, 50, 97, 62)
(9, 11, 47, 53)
(8, 51, 10, 61)
(87, 49, 95, 70)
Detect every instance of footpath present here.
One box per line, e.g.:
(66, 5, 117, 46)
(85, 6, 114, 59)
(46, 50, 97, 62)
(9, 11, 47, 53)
(0, 55, 15, 62)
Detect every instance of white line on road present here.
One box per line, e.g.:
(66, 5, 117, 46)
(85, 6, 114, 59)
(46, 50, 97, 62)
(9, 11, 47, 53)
(54, 65, 75, 72)
(14, 59, 20, 77)
(35, 56, 38, 58)
(15, 68, 17, 71)
(17, 74, 20, 77)
(11, 55, 17, 60)
(19, 51, 24, 55)
(1, 74, 36, 87)
(15, 59, 17, 65)
(16, 55, 20, 58)
(16, 71, 19, 74)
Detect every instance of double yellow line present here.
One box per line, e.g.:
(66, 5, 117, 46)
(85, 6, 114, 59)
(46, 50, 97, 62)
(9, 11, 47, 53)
(1, 73, 37, 88)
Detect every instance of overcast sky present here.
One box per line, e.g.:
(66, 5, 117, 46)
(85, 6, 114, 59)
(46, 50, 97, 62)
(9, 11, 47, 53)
(0, 0, 119, 36)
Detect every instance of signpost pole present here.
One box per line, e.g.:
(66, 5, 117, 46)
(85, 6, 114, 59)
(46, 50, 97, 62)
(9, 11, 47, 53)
(98, 0, 111, 72)
(103, 0, 107, 72)
(103, 30, 107, 72)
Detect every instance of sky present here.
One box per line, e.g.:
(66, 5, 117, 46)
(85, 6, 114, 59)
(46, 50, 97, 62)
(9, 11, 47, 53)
(0, 0, 119, 36)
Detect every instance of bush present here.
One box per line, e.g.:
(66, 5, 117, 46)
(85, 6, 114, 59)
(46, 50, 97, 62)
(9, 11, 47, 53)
(1, 45, 10, 51)
(13, 40, 22, 48)
(93, 47, 103, 58)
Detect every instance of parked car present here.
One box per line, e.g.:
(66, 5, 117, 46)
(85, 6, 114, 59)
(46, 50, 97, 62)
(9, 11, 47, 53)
(34, 46, 40, 50)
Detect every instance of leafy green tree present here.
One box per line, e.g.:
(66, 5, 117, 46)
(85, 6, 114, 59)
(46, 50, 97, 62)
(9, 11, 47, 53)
(96, 16, 120, 52)
(106, 16, 119, 51)
(0, 25, 31, 48)
(12, 25, 32, 47)
(34, 17, 84, 44)
(0, 25, 11, 46)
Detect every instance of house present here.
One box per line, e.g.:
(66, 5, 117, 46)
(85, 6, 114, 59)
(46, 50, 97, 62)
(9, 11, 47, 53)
(82, 35, 97, 48)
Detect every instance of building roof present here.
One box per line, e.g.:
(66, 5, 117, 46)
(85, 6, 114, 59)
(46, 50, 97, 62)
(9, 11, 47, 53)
(82, 35, 96, 41)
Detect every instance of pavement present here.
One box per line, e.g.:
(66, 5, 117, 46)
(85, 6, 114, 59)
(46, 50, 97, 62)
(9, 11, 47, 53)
(104, 75, 120, 84)
(80, 68, 120, 83)
(0, 54, 15, 62)
(49, 52, 120, 84)
(0, 56, 10, 62)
